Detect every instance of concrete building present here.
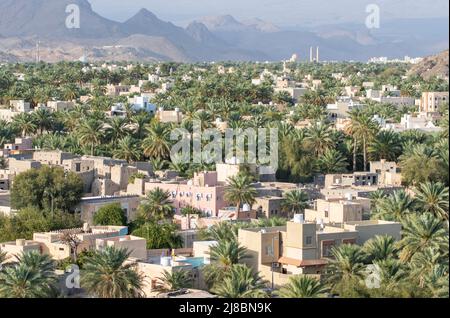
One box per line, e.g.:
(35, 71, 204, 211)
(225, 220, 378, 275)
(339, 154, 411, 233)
(139, 171, 227, 217)
(238, 216, 401, 287)
(384, 113, 443, 133)
(106, 84, 130, 96)
(420, 92, 448, 113)
(305, 197, 364, 224)
(325, 172, 379, 188)
(0, 239, 42, 263)
(46, 101, 75, 112)
(0, 100, 32, 122)
(253, 196, 286, 218)
(155, 107, 183, 124)
(327, 98, 365, 121)
(33, 150, 77, 166)
(370, 160, 402, 186)
(96, 235, 147, 260)
(2, 138, 33, 157)
(0, 225, 128, 261)
(74, 195, 141, 225)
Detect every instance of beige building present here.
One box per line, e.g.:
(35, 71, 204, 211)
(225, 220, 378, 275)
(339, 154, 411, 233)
(325, 172, 379, 188)
(45, 101, 75, 112)
(370, 160, 402, 186)
(1, 225, 128, 261)
(96, 235, 147, 260)
(0, 100, 32, 122)
(253, 196, 286, 218)
(156, 108, 183, 123)
(420, 92, 449, 113)
(238, 216, 401, 286)
(74, 195, 141, 225)
(305, 197, 365, 224)
(33, 150, 77, 166)
(0, 239, 42, 263)
(32, 225, 128, 260)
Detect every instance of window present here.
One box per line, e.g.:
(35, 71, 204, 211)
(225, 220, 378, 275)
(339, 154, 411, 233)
(325, 210, 329, 218)
(322, 240, 335, 257)
(306, 236, 312, 245)
(75, 163, 81, 172)
(265, 245, 273, 256)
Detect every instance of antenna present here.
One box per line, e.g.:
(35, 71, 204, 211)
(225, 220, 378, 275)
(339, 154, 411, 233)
(36, 40, 41, 63)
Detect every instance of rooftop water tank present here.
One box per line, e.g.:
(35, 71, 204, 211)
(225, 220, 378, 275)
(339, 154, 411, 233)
(160, 256, 172, 267)
(293, 214, 304, 224)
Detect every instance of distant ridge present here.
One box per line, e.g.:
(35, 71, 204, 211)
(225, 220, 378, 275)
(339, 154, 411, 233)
(0, 0, 448, 62)
(409, 50, 449, 80)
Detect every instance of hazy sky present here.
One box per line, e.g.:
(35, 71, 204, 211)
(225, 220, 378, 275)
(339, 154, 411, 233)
(88, 0, 449, 26)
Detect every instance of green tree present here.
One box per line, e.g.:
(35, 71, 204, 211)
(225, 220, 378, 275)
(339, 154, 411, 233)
(157, 269, 193, 292)
(132, 221, 182, 249)
(138, 188, 174, 221)
(414, 182, 449, 221)
(276, 275, 328, 298)
(363, 235, 398, 263)
(317, 149, 348, 174)
(224, 173, 257, 214)
(0, 251, 58, 298)
(93, 203, 127, 226)
(10, 166, 84, 212)
(212, 264, 268, 298)
(398, 213, 448, 262)
(281, 190, 310, 218)
(81, 246, 143, 298)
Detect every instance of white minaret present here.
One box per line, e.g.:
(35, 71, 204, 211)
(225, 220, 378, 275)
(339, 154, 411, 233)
(316, 47, 320, 63)
(310, 47, 313, 63)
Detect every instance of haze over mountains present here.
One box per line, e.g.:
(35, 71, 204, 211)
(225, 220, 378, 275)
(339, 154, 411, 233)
(0, 0, 448, 63)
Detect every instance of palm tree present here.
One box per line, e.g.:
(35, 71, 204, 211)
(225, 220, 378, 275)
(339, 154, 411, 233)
(372, 190, 417, 222)
(423, 264, 449, 298)
(224, 173, 257, 214)
(305, 121, 334, 157)
(345, 110, 379, 171)
(142, 121, 172, 160)
(180, 206, 202, 229)
(12, 113, 37, 137)
(105, 117, 130, 144)
(157, 269, 193, 292)
(367, 259, 408, 297)
(212, 264, 268, 298)
(414, 182, 449, 221)
(0, 251, 58, 298)
(410, 247, 447, 288)
(0, 251, 8, 267)
(317, 149, 348, 174)
(113, 136, 141, 163)
(325, 244, 367, 296)
(204, 239, 249, 289)
(209, 240, 248, 269)
(363, 235, 398, 262)
(201, 222, 239, 242)
(138, 188, 174, 221)
(77, 118, 104, 155)
(276, 275, 328, 298)
(368, 130, 402, 161)
(281, 190, 310, 218)
(33, 108, 54, 134)
(398, 213, 448, 262)
(81, 246, 143, 298)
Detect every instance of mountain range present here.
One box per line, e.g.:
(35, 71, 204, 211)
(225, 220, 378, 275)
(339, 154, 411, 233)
(0, 0, 448, 63)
